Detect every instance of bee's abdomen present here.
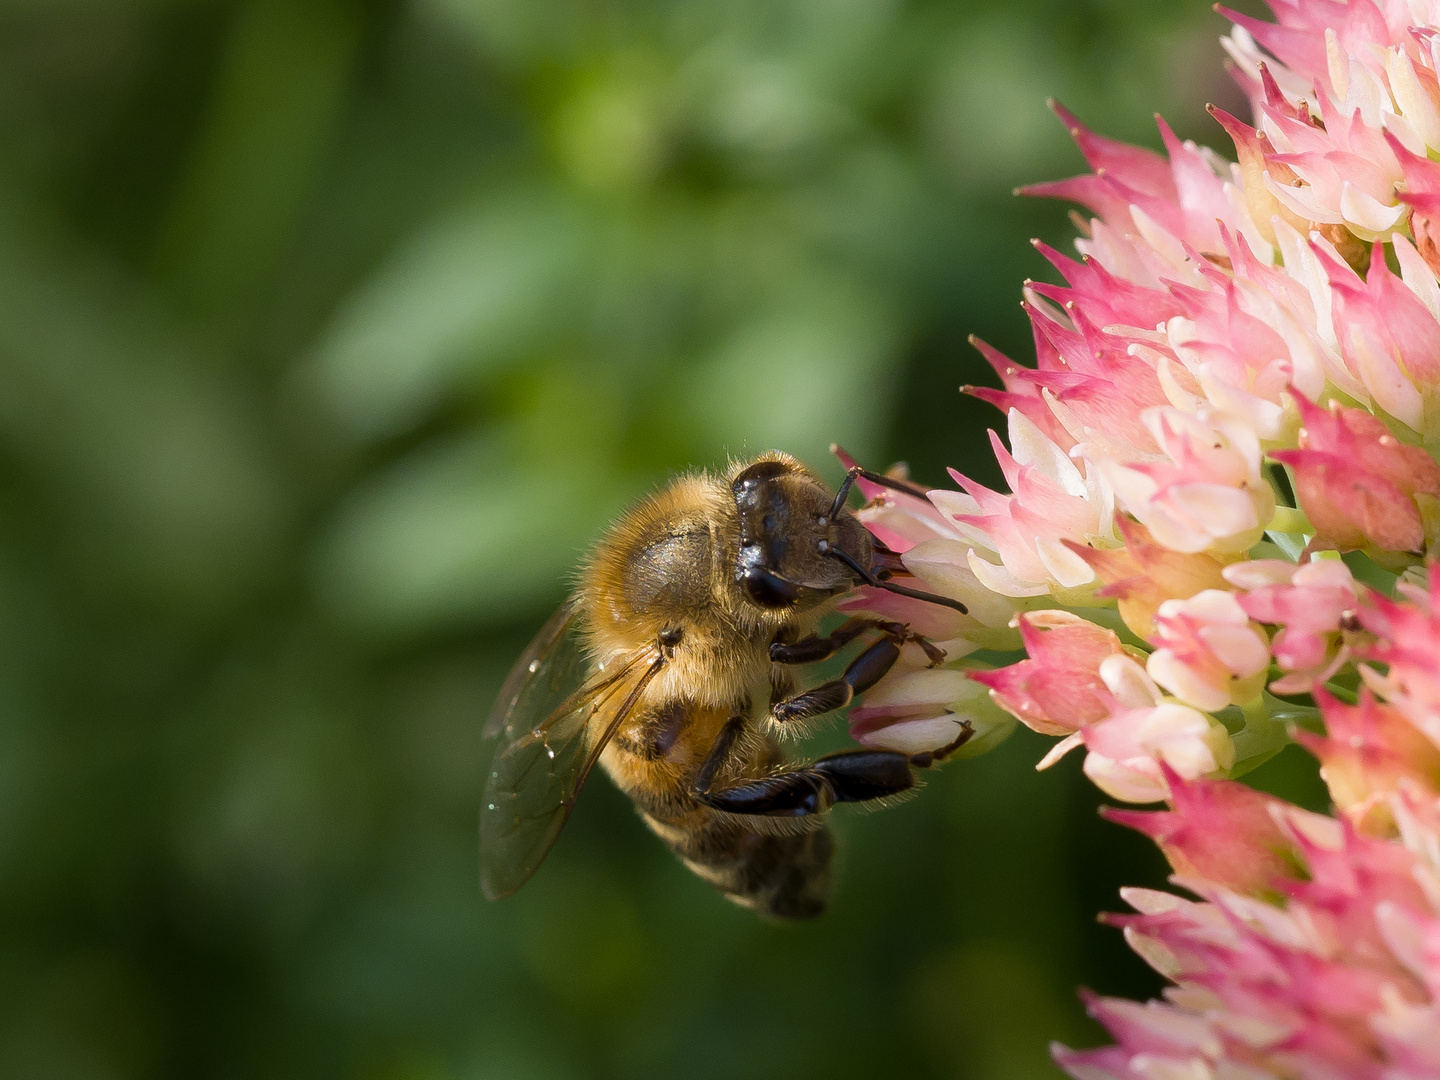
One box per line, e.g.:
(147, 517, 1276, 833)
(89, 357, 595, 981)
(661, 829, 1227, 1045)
(645, 812, 834, 920)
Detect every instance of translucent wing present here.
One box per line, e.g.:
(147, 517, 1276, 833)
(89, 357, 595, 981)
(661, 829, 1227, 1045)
(485, 597, 585, 741)
(481, 603, 666, 900)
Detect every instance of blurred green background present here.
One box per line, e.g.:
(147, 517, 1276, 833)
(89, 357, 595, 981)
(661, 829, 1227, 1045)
(0, 1, 1322, 1078)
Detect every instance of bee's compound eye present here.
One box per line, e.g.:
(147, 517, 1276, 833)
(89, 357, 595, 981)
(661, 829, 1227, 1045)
(741, 566, 799, 609)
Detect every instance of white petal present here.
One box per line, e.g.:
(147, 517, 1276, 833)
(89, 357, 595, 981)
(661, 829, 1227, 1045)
(1084, 752, 1167, 803)
(1374, 901, 1429, 981)
(1168, 588, 1247, 625)
(1036, 732, 1084, 771)
(1292, 560, 1355, 590)
(1273, 218, 1337, 349)
(1034, 536, 1096, 589)
(926, 488, 981, 518)
(1163, 484, 1259, 540)
(927, 490, 997, 553)
(966, 549, 1049, 597)
(1383, 110, 1428, 158)
(1347, 323, 1424, 430)
(1325, 27, 1349, 103)
(1119, 887, 1187, 915)
(1275, 804, 1343, 850)
(1199, 625, 1270, 678)
(1130, 207, 1205, 286)
(1343, 47, 1386, 129)
(1157, 356, 1205, 412)
(862, 668, 979, 708)
(903, 539, 1015, 627)
(1196, 368, 1286, 441)
(1100, 654, 1162, 708)
(1222, 560, 1299, 589)
(1008, 408, 1085, 495)
(862, 716, 967, 755)
(1146, 651, 1231, 712)
(1101, 461, 1160, 512)
(1387, 47, 1440, 149)
(1340, 182, 1407, 239)
(1264, 172, 1342, 225)
(1393, 235, 1440, 324)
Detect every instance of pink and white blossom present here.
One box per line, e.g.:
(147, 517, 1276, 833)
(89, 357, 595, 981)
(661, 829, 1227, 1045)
(858, 0, 1440, 1072)
(967, 611, 1128, 736)
(1272, 395, 1440, 555)
(1224, 557, 1359, 693)
(1056, 764, 1440, 1080)
(1077, 692, 1235, 804)
(1070, 517, 1232, 639)
(1144, 588, 1271, 711)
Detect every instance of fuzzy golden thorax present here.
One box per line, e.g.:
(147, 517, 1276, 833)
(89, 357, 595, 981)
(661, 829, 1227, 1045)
(577, 452, 870, 675)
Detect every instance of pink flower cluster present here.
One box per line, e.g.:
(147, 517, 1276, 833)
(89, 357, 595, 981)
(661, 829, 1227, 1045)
(844, 1, 1440, 1072)
(1053, 570, 1440, 1077)
(846, 0, 1440, 808)
(1056, 771, 1440, 1079)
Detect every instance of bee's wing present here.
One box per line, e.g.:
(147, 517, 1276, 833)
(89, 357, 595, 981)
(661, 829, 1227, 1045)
(485, 597, 585, 741)
(481, 606, 666, 900)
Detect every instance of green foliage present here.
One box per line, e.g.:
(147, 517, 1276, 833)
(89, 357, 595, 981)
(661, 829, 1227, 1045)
(0, 0, 1271, 1077)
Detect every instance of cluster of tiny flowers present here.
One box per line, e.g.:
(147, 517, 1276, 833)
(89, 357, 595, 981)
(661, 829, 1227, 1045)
(1052, 571, 1440, 1079)
(847, 0, 1440, 799)
(840, 1, 1440, 1071)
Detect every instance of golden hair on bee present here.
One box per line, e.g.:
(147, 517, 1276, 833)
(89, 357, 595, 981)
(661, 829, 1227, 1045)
(481, 451, 972, 919)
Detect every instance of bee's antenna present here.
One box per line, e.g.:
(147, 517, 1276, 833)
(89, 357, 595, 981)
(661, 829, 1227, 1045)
(824, 547, 969, 616)
(829, 457, 935, 507)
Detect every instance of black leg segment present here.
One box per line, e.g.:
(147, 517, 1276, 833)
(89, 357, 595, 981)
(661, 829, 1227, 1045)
(771, 618, 947, 669)
(694, 714, 746, 794)
(769, 617, 888, 665)
(812, 749, 916, 802)
(773, 636, 901, 723)
(692, 720, 976, 820)
(694, 771, 832, 817)
(907, 720, 976, 768)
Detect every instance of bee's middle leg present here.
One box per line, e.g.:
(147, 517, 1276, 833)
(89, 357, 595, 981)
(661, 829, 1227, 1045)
(769, 620, 946, 726)
(770, 634, 900, 724)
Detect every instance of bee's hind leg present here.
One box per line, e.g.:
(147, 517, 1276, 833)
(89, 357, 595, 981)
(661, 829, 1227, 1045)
(691, 714, 828, 817)
(692, 720, 975, 817)
(809, 718, 973, 798)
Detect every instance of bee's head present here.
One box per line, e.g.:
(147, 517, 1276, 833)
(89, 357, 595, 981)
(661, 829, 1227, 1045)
(728, 455, 872, 613)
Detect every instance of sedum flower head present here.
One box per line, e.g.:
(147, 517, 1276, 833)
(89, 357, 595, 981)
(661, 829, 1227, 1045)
(845, 0, 1440, 806)
(842, 2, 1440, 1069)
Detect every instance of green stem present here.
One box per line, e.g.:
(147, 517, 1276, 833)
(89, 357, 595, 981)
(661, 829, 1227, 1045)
(1268, 506, 1313, 534)
(1227, 695, 1295, 778)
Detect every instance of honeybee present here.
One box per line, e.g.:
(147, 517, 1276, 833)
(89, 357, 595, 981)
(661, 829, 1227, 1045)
(481, 451, 972, 919)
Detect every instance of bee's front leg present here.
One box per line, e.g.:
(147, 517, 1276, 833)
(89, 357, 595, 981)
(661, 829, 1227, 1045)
(771, 619, 946, 672)
(768, 617, 881, 665)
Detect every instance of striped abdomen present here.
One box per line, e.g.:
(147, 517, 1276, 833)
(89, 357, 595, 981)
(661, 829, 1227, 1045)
(602, 712, 834, 920)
